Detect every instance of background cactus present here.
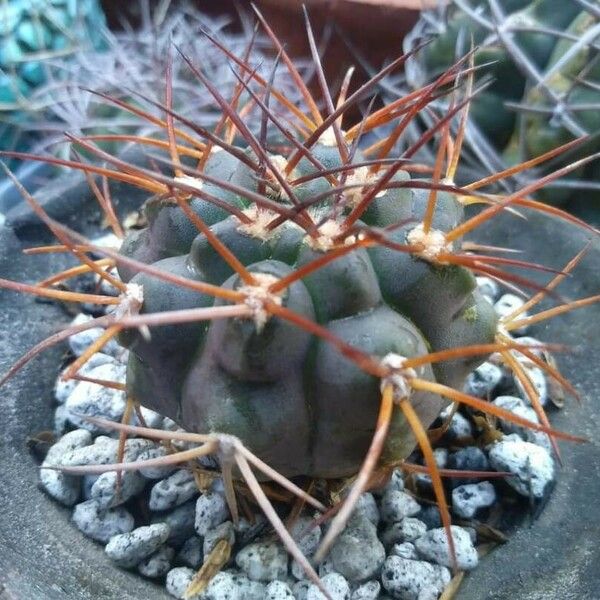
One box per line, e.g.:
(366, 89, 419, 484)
(396, 0, 600, 204)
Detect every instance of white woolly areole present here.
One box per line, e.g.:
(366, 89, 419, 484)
(264, 154, 296, 200)
(173, 175, 204, 192)
(238, 272, 282, 332)
(407, 224, 453, 262)
(343, 166, 386, 207)
(115, 283, 144, 319)
(317, 126, 339, 147)
(237, 205, 282, 241)
(305, 219, 355, 252)
(380, 353, 417, 401)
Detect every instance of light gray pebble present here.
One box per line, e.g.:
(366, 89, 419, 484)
(329, 514, 385, 582)
(40, 429, 93, 506)
(105, 523, 170, 568)
(134, 405, 164, 429)
(153, 500, 197, 546)
(375, 469, 404, 497)
(293, 580, 312, 600)
(476, 276, 500, 301)
(414, 448, 447, 491)
(415, 526, 478, 570)
(166, 567, 194, 599)
(90, 470, 146, 508)
(195, 492, 229, 536)
(225, 571, 266, 600)
(290, 516, 322, 556)
(176, 536, 203, 569)
(514, 364, 549, 407)
(381, 490, 421, 523)
(307, 572, 350, 600)
(265, 580, 295, 599)
(53, 404, 69, 436)
(83, 475, 98, 500)
(138, 545, 175, 579)
(381, 518, 427, 549)
(352, 493, 380, 526)
(463, 361, 503, 398)
(204, 521, 235, 555)
(235, 541, 288, 582)
(72, 499, 134, 543)
(492, 396, 551, 450)
(68, 313, 122, 358)
(438, 406, 472, 441)
(390, 542, 419, 560)
(511, 336, 546, 360)
(150, 469, 198, 511)
(54, 352, 116, 404)
(62, 437, 154, 467)
(319, 558, 336, 577)
(351, 580, 381, 600)
(488, 436, 554, 498)
(381, 556, 451, 600)
(452, 482, 497, 519)
(494, 294, 529, 334)
(292, 556, 318, 581)
(65, 363, 127, 432)
(137, 445, 177, 480)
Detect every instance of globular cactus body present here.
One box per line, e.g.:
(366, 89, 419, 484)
(118, 141, 497, 478)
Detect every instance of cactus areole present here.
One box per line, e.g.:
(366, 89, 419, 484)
(117, 139, 498, 480)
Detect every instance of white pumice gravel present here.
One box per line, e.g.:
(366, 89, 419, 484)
(203, 520, 235, 555)
(494, 293, 529, 334)
(492, 396, 552, 451)
(165, 567, 195, 599)
(328, 514, 385, 582)
(306, 572, 351, 600)
(72, 499, 134, 543)
(463, 361, 503, 398)
(153, 500, 197, 546)
(90, 470, 146, 508)
(265, 580, 295, 599)
(488, 435, 555, 498)
(68, 313, 122, 358)
(293, 580, 312, 600)
(438, 406, 473, 441)
(390, 542, 419, 560)
(476, 276, 500, 301)
(290, 515, 322, 556)
(137, 544, 175, 578)
(351, 580, 381, 600)
(235, 541, 289, 582)
(149, 468, 198, 511)
(381, 556, 451, 600)
(194, 491, 230, 536)
(452, 482, 497, 519)
(176, 535, 203, 569)
(54, 353, 115, 404)
(105, 523, 171, 568)
(381, 490, 422, 523)
(514, 363, 549, 406)
(415, 526, 479, 570)
(137, 445, 177, 480)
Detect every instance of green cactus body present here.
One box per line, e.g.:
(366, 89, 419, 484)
(118, 144, 498, 478)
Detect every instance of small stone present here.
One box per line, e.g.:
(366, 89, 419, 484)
(494, 294, 529, 334)
(90, 470, 146, 508)
(351, 580, 381, 600)
(352, 493, 380, 526)
(68, 313, 122, 357)
(381, 556, 451, 600)
(488, 437, 555, 498)
(439, 406, 472, 441)
(229, 571, 266, 599)
(291, 516, 322, 556)
(511, 336, 546, 360)
(138, 545, 175, 578)
(415, 526, 478, 570)
(417, 506, 441, 530)
(446, 447, 490, 488)
(381, 517, 427, 549)
(381, 490, 421, 523)
(40, 429, 93, 506)
(463, 361, 503, 398)
(204, 521, 235, 555)
(153, 500, 197, 546)
(476, 276, 500, 301)
(235, 541, 288, 582)
(53, 404, 69, 436)
(176, 536, 203, 569)
(149, 469, 198, 511)
(137, 445, 177, 480)
(514, 364, 549, 407)
(65, 363, 127, 432)
(374, 469, 404, 496)
(306, 572, 350, 600)
(265, 580, 295, 599)
(105, 523, 170, 568)
(72, 499, 134, 543)
(135, 406, 164, 429)
(414, 448, 448, 491)
(194, 491, 229, 536)
(452, 482, 497, 519)
(492, 396, 551, 450)
(390, 542, 419, 560)
(293, 580, 312, 600)
(319, 558, 336, 577)
(54, 353, 115, 404)
(62, 437, 153, 467)
(329, 514, 385, 582)
(166, 567, 194, 599)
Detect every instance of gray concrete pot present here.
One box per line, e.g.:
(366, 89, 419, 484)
(0, 175, 598, 599)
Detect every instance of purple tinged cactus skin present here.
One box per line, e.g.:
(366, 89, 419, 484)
(118, 148, 498, 478)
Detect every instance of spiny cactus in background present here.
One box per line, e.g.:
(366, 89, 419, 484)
(0, 0, 107, 160)
(0, 6, 598, 595)
(2, 0, 305, 168)
(399, 0, 600, 204)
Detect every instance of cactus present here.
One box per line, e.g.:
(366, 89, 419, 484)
(400, 0, 600, 204)
(0, 6, 598, 592)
